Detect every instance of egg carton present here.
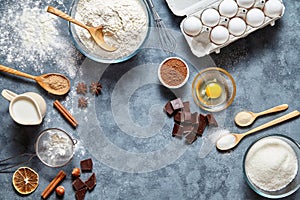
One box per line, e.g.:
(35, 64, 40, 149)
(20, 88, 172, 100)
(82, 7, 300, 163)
(166, 0, 285, 57)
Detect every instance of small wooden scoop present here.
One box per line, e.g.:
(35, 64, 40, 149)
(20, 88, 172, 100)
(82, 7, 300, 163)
(0, 64, 70, 95)
(47, 6, 117, 52)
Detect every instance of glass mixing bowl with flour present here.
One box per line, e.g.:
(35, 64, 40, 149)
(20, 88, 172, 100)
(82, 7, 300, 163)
(69, 0, 150, 63)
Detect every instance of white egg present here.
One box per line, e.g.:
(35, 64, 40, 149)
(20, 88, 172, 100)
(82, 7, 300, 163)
(228, 17, 247, 36)
(201, 8, 220, 27)
(237, 0, 255, 8)
(219, 0, 238, 18)
(264, 0, 283, 18)
(210, 26, 229, 45)
(182, 16, 203, 36)
(246, 8, 265, 27)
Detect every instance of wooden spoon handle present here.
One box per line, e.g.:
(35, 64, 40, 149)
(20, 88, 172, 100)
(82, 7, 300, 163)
(257, 104, 289, 116)
(47, 6, 88, 30)
(0, 64, 36, 80)
(244, 110, 300, 136)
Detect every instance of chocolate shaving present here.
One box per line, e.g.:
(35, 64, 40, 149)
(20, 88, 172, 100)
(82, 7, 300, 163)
(206, 113, 218, 127)
(73, 178, 87, 191)
(185, 132, 197, 144)
(170, 98, 184, 110)
(197, 114, 207, 136)
(80, 158, 93, 171)
(85, 173, 96, 191)
(75, 187, 87, 200)
(172, 123, 184, 137)
(174, 111, 184, 123)
(164, 101, 175, 116)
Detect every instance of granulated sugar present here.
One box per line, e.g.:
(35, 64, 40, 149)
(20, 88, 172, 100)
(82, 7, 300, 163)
(0, 0, 82, 78)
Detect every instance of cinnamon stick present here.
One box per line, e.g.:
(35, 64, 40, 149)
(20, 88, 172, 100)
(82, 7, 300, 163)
(53, 100, 78, 127)
(41, 170, 66, 199)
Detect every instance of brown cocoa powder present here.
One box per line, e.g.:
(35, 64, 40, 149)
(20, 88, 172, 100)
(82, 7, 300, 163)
(160, 58, 187, 86)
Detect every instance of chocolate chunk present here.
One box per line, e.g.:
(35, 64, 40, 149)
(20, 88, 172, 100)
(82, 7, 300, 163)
(170, 98, 184, 110)
(206, 113, 218, 127)
(75, 187, 87, 200)
(85, 173, 96, 191)
(73, 178, 87, 191)
(191, 112, 199, 125)
(182, 124, 194, 133)
(182, 101, 190, 112)
(184, 111, 192, 123)
(185, 132, 197, 144)
(197, 114, 207, 136)
(174, 111, 184, 123)
(164, 101, 175, 116)
(172, 123, 184, 137)
(80, 158, 93, 171)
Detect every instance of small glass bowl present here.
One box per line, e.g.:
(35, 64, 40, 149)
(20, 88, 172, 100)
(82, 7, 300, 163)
(191, 67, 236, 112)
(68, 0, 150, 63)
(243, 134, 300, 198)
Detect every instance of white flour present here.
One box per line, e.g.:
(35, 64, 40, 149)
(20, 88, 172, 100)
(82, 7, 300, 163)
(245, 137, 298, 191)
(0, 0, 82, 78)
(74, 0, 148, 59)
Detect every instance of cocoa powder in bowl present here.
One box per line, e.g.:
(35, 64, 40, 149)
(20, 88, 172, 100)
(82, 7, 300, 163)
(159, 57, 189, 88)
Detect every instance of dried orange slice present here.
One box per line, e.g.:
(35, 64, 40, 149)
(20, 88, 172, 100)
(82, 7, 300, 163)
(12, 167, 39, 195)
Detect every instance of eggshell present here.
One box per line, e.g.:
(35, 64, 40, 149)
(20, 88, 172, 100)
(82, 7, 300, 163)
(237, 0, 255, 8)
(264, 0, 283, 18)
(219, 0, 238, 18)
(228, 17, 247, 36)
(183, 16, 203, 36)
(246, 8, 265, 27)
(210, 26, 229, 45)
(201, 8, 220, 27)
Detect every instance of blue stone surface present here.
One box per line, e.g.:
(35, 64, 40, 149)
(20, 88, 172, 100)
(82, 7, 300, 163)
(0, 0, 299, 199)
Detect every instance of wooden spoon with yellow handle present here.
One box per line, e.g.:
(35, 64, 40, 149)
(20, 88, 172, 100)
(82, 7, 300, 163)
(0, 64, 70, 95)
(47, 6, 117, 52)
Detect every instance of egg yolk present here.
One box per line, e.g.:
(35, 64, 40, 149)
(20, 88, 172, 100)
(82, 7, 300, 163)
(205, 82, 222, 98)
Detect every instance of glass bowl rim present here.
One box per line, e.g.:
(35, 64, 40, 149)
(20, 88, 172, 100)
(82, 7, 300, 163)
(68, 0, 151, 64)
(191, 67, 236, 112)
(242, 134, 300, 199)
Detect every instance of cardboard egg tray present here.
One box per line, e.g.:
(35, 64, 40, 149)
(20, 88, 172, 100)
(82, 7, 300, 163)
(166, 0, 285, 57)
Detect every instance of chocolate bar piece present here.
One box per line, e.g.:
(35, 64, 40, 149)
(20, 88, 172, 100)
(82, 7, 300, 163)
(191, 112, 199, 125)
(184, 111, 192, 123)
(164, 101, 175, 116)
(206, 113, 218, 127)
(182, 124, 194, 133)
(73, 178, 87, 191)
(182, 101, 190, 112)
(170, 98, 184, 110)
(197, 114, 207, 136)
(172, 123, 184, 137)
(185, 132, 197, 144)
(75, 187, 87, 200)
(85, 173, 97, 191)
(80, 158, 93, 171)
(174, 111, 184, 123)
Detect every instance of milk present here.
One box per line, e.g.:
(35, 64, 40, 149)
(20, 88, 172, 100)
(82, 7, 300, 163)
(11, 98, 41, 124)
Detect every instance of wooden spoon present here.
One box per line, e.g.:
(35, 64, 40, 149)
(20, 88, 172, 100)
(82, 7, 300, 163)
(47, 6, 117, 52)
(234, 104, 289, 127)
(216, 110, 300, 151)
(0, 64, 70, 95)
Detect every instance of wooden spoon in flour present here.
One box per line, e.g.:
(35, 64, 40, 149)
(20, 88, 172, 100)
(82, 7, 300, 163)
(47, 6, 117, 52)
(0, 64, 70, 95)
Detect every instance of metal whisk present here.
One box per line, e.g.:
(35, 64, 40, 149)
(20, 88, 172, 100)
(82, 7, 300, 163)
(147, 0, 176, 53)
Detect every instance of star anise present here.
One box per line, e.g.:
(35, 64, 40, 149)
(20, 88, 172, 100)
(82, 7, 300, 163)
(78, 97, 88, 108)
(90, 82, 102, 95)
(76, 82, 87, 95)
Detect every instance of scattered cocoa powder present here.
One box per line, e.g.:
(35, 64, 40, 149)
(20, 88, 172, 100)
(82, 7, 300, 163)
(160, 58, 188, 86)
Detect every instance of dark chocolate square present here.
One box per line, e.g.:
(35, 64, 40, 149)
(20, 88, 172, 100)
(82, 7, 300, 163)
(182, 124, 194, 133)
(185, 132, 197, 144)
(85, 173, 96, 191)
(164, 101, 175, 116)
(174, 111, 185, 123)
(80, 158, 93, 171)
(197, 114, 207, 136)
(172, 123, 184, 137)
(182, 101, 190, 112)
(206, 113, 218, 127)
(170, 98, 184, 110)
(73, 178, 87, 191)
(191, 112, 199, 125)
(75, 187, 87, 200)
(184, 111, 192, 123)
